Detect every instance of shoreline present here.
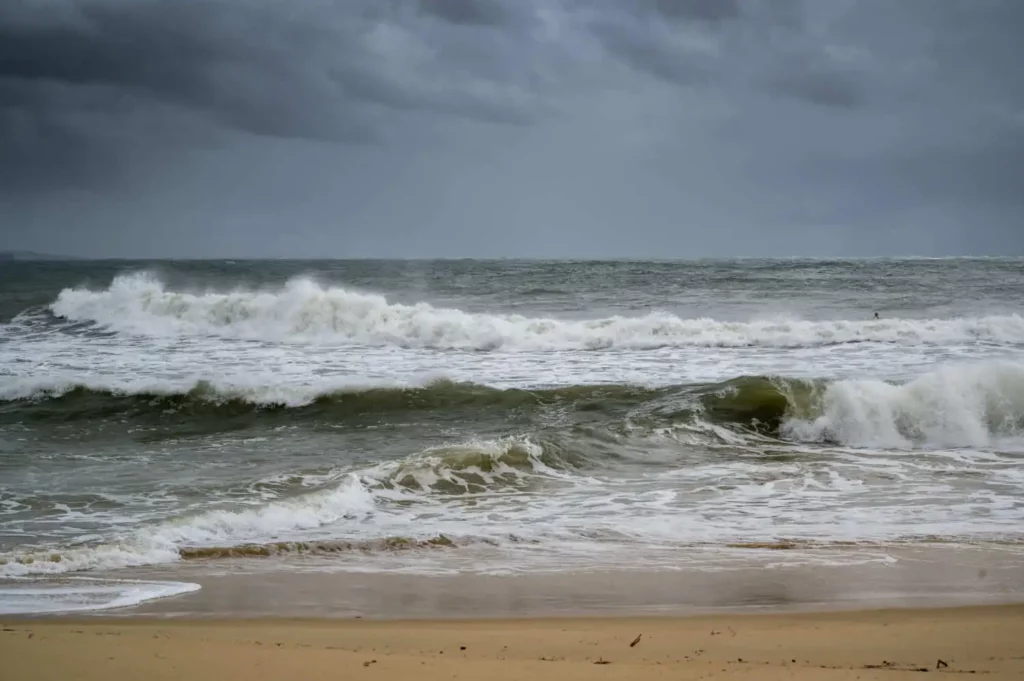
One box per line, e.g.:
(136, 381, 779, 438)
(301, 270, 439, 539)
(3, 543, 1023, 620)
(4, 605, 1024, 680)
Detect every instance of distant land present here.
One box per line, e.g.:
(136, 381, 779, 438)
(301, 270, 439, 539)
(0, 251, 85, 261)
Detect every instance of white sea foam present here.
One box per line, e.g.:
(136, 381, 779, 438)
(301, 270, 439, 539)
(0, 578, 200, 615)
(4, 360, 1024, 455)
(1, 429, 1022, 582)
(50, 272, 1024, 350)
(0, 436, 585, 580)
(783, 361, 1024, 449)
(6, 262, 1024, 614)
(0, 373, 418, 406)
(363, 436, 557, 493)
(0, 475, 379, 578)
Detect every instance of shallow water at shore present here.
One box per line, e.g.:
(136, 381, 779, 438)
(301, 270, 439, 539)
(2, 543, 1021, 619)
(3, 258, 1024, 614)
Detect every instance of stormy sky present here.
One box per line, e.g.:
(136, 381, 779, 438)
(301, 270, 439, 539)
(1, 0, 1022, 258)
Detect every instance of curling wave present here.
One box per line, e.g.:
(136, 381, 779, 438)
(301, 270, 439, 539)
(0, 376, 666, 422)
(366, 436, 577, 494)
(782, 361, 1024, 448)
(49, 272, 1024, 350)
(3, 363, 1023, 449)
(4, 358, 1023, 579)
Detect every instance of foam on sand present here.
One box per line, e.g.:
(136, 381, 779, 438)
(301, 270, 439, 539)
(0, 578, 200, 614)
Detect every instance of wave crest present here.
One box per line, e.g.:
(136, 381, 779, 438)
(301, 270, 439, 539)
(0, 474, 378, 577)
(0, 377, 662, 421)
(782, 361, 1024, 448)
(49, 272, 1024, 350)
(4, 362, 1024, 449)
(368, 437, 571, 494)
(0, 464, 534, 578)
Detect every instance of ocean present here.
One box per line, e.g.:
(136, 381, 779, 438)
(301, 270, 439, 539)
(1, 258, 1023, 615)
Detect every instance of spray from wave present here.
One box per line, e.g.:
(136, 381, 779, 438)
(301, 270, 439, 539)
(782, 361, 1024, 449)
(48, 272, 1024, 350)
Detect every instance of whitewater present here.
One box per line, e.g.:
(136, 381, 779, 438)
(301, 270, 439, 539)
(1, 258, 1023, 614)
(47, 272, 1024, 349)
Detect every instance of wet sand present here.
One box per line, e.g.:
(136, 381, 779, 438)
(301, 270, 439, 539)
(4, 605, 1024, 680)
(4, 546, 1024, 679)
(79, 544, 1024, 619)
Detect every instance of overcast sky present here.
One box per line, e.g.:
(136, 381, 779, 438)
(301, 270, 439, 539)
(1, 0, 1022, 258)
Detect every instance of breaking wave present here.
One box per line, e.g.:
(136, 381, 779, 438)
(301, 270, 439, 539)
(367, 437, 570, 494)
(3, 358, 1024, 579)
(0, 474, 380, 577)
(49, 272, 1024, 350)
(0, 446, 549, 579)
(0, 375, 662, 415)
(782, 361, 1024, 449)
(3, 362, 1024, 449)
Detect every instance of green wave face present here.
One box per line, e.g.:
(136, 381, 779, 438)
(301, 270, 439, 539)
(696, 376, 821, 435)
(0, 377, 821, 438)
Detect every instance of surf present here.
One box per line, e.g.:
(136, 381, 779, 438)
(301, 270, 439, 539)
(47, 272, 1024, 350)
(3, 362, 1024, 449)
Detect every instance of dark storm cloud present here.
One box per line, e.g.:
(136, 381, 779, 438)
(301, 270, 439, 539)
(0, 0, 543, 193)
(0, 1, 344, 192)
(767, 61, 863, 109)
(0, 2, 372, 138)
(1, 0, 1023, 257)
(417, 0, 509, 26)
(583, 0, 866, 109)
(646, 0, 741, 23)
(590, 20, 707, 86)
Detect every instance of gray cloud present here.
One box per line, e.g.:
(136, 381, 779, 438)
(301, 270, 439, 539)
(0, 2, 367, 139)
(417, 0, 509, 26)
(651, 0, 741, 23)
(0, 0, 545, 192)
(768, 63, 863, 109)
(1, 0, 1022, 257)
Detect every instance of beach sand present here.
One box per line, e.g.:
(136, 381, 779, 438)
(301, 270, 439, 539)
(4, 605, 1024, 680)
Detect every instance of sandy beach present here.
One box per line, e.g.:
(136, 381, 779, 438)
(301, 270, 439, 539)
(4, 605, 1024, 680)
